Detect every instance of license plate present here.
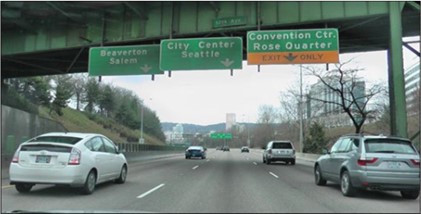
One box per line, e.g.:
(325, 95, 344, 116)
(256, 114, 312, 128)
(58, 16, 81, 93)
(36, 155, 51, 163)
(387, 162, 401, 169)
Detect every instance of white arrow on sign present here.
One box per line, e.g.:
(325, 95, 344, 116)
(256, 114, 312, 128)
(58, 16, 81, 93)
(220, 58, 234, 67)
(140, 64, 152, 73)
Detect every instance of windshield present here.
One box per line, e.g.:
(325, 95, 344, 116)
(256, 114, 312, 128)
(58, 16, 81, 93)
(1, 1, 420, 213)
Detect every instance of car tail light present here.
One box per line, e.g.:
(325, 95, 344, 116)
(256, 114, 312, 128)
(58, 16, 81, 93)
(268, 149, 272, 155)
(292, 150, 295, 155)
(68, 148, 81, 165)
(357, 157, 378, 166)
(12, 150, 20, 163)
(410, 159, 420, 166)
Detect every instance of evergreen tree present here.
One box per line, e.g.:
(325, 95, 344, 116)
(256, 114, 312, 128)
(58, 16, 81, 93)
(303, 122, 327, 154)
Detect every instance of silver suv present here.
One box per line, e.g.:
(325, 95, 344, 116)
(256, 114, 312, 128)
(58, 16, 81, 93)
(263, 141, 296, 165)
(314, 134, 420, 199)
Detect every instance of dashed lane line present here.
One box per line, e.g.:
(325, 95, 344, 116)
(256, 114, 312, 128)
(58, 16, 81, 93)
(137, 183, 165, 199)
(269, 172, 279, 179)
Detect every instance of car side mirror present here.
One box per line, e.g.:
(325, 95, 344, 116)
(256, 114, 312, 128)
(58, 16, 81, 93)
(322, 148, 330, 155)
(116, 146, 125, 154)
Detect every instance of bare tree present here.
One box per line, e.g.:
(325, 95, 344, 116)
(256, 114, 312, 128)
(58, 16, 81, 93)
(303, 59, 386, 133)
(252, 105, 278, 148)
(70, 73, 88, 111)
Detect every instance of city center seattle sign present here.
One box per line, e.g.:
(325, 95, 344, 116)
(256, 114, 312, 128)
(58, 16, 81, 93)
(247, 28, 339, 64)
(160, 37, 242, 70)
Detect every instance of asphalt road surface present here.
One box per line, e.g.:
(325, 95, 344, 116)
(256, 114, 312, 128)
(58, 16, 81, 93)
(2, 149, 419, 213)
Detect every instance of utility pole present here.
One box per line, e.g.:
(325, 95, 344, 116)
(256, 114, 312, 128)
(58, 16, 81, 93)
(139, 104, 144, 144)
(299, 64, 304, 153)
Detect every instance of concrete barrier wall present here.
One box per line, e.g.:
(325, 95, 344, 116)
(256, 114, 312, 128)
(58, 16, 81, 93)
(295, 152, 322, 162)
(1, 105, 67, 163)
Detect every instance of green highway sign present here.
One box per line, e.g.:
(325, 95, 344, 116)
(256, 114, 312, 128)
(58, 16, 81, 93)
(213, 16, 247, 28)
(210, 133, 233, 139)
(247, 28, 339, 64)
(89, 45, 164, 76)
(160, 37, 243, 71)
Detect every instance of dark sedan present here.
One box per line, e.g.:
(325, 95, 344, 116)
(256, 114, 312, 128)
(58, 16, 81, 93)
(241, 146, 250, 153)
(185, 146, 206, 159)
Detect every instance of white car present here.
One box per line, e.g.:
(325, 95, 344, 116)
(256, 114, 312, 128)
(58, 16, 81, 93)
(9, 132, 128, 195)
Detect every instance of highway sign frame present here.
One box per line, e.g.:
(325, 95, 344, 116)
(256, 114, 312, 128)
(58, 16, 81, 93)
(247, 28, 339, 65)
(160, 37, 243, 71)
(89, 45, 163, 76)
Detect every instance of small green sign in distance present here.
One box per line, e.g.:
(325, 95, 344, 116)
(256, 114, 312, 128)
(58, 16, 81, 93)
(160, 37, 243, 71)
(89, 45, 163, 76)
(210, 133, 233, 139)
(213, 16, 247, 28)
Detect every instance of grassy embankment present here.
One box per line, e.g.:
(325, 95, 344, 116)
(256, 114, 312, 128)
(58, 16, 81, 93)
(38, 106, 165, 145)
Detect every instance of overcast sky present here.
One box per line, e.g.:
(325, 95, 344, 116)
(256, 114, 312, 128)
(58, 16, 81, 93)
(101, 39, 419, 126)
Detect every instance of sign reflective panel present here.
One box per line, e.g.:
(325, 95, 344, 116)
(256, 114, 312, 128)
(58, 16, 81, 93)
(247, 29, 339, 64)
(160, 37, 243, 71)
(89, 45, 163, 76)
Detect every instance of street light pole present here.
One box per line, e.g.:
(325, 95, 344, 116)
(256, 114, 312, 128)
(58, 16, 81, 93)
(299, 64, 304, 153)
(139, 103, 144, 144)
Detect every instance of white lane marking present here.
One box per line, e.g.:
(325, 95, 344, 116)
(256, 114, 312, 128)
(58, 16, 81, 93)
(253, 162, 257, 165)
(2, 185, 14, 189)
(269, 172, 279, 179)
(192, 165, 199, 170)
(206, 159, 210, 162)
(137, 183, 165, 199)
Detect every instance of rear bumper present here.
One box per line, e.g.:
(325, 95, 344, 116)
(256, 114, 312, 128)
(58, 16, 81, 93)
(267, 156, 295, 162)
(350, 169, 420, 191)
(9, 163, 87, 187)
(267, 153, 295, 161)
(186, 153, 205, 158)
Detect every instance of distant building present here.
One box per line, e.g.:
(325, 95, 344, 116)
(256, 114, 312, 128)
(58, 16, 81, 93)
(169, 123, 184, 144)
(308, 75, 366, 128)
(404, 60, 420, 115)
(226, 113, 236, 130)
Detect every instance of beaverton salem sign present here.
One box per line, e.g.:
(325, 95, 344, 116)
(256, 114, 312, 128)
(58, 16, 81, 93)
(89, 45, 163, 76)
(160, 37, 243, 70)
(247, 28, 339, 64)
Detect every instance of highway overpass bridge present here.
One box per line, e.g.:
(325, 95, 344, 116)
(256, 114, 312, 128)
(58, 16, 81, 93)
(1, 1, 420, 138)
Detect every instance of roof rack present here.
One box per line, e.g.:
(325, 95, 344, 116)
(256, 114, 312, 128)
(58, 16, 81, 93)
(342, 133, 364, 137)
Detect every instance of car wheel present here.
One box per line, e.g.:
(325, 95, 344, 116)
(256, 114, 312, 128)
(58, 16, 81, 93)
(401, 190, 420, 199)
(266, 158, 271, 165)
(291, 160, 295, 165)
(263, 157, 266, 163)
(314, 165, 327, 186)
(115, 165, 127, 184)
(15, 183, 33, 193)
(81, 170, 96, 195)
(341, 171, 356, 197)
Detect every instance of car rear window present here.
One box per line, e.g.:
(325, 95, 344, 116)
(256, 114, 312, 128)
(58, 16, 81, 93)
(29, 136, 82, 145)
(364, 139, 417, 154)
(272, 142, 293, 149)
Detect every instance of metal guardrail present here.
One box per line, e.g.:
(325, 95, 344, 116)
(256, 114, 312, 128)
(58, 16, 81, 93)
(116, 143, 186, 153)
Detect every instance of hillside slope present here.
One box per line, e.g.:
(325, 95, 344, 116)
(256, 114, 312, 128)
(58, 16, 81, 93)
(39, 106, 165, 145)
